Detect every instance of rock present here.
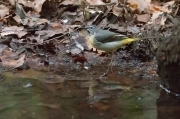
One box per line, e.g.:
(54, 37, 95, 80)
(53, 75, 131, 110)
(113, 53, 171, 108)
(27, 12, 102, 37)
(156, 23, 180, 93)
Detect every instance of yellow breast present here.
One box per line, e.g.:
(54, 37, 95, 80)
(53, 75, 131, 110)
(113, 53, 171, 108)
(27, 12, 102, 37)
(89, 35, 96, 46)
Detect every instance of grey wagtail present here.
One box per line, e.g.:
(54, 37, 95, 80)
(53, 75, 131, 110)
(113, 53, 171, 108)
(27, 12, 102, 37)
(86, 25, 139, 75)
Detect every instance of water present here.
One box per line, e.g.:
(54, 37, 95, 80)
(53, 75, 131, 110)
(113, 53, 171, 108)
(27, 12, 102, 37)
(0, 60, 176, 119)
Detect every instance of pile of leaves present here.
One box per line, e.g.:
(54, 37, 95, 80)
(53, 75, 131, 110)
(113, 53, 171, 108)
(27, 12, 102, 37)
(0, 0, 179, 70)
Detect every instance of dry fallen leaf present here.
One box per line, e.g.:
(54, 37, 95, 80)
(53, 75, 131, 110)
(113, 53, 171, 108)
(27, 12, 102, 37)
(86, 0, 105, 5)
(148, 1, 174, 25)
(26, 57, 44, 69)
(0, 4, 9, 18)
(60, 0, 80, 5)
(84, 52, 104, 64)
(150, 1, 174, 13)
(17, 0, 46, 13)
(112, 6, 123, 17)
(70, 48, 82, 55)
(0, 44, 8, 55)
(135, 14, 151, 23)
(1, 26, 27, 38)
(127, 25, 140, 34)
(35, 28, 65, 40)
(8, 0, 15, 5)
(0, 50, 25, 68)
(51, 23, 61, 29)
(128, 0, 151, 13)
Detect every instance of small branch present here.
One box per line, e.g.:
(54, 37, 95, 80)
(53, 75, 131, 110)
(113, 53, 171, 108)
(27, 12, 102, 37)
(0, 1, 9, 5)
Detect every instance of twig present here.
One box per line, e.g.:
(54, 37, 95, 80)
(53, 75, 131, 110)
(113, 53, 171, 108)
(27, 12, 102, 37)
(44, 33, 68, 43)
(0, 1, 9, 5)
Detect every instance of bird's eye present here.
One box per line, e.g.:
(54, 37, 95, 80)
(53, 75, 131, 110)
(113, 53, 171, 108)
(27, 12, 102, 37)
(89, 26, 93, 29)
(88, 26, 94, 30)
(87, 26, 96, 34)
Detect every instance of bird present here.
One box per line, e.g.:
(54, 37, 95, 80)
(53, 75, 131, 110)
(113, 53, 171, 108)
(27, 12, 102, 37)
(86, 25, 139, 76)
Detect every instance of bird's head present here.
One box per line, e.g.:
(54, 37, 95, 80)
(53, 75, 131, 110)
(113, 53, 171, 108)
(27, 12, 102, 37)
(86, 25, 100, 35)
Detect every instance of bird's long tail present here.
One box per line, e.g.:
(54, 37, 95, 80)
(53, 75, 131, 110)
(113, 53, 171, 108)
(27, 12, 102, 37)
(120, 38, 140, 46)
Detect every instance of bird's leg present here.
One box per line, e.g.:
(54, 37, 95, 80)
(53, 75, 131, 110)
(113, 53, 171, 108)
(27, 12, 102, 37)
(99, 61, 110, 77)
(99, 52, 109, 75)
(110, 51, 114, 73)
(103, 51, 114, 75)
(106, 63, 110, 74)
(99, 52, 114, 77)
